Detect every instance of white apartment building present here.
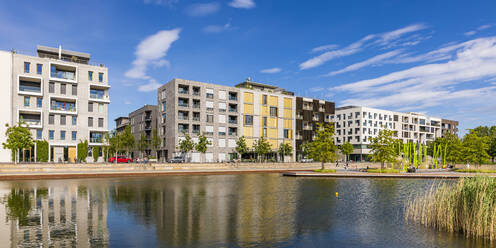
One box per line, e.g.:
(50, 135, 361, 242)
(0, 46, 110, 163)
(332, 106, 442, 161)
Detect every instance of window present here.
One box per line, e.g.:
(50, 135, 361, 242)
(262, 95, 267, 105)
(263, 128, 267, 137)
(60, 131, 66, 140)
(263, 117, 267, 126)
(72, 85, 77, 95)
(60, 115, 66, 125)
(206, 114, 214, 123)
(72, 131, 77, 140)
(60, 83, 66, 94)
(72, 116, 77, 125)
(244, 115, 253, 125)
(49, 130, 54, 140)
(37, 129, 42, 140)
(88, 71, 93, 81)
(161, 101, 166, 111)
(98, 72, 103, 82)
(98, 118, 103, 127)
(49, 82, 55, 93)
(24, 96, 30, 107)
(88, 102, 93, 112)
(270, 107, 278, 117)
(24, 62, 30, 73)
(49, 114, 54, 125)
(98, 103, 103, 113)
(218, 114, 226, 124)
(36, 64, 42, 75)
(206, 88, 214, 99)
(37, 97, 42, 108)
(88, 117, 93, 127)
(284, 129, 289, 139)
(218, 126, 226, 136)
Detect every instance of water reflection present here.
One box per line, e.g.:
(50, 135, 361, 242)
(0, 175, 490, 247)
(0, 183, 109, 247)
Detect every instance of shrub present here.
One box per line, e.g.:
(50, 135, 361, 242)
(314, 169, 337, 173)
(36, 140, 49, 162)
(77, 140, 88, 162)
(92, 146, 100, 163)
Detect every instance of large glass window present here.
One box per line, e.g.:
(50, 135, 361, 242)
(270, 107, 278, 117)
(37, 130, 42, 140)
(72, 131, 77, 140)
(49, 130, 54, 140)
(24, 96, 30, 107)
(37, 97, 42, 108)
(88, 71, 93, 81)
(60, 131, 66, 140)
(244, 115, 253, 125)
(51, 65, 75, 80)
(50, 100, 75, 112)
(72, 116, 77, 125)
(98, 72, 104, 82)
(90, 89, 104, 99)
(24, 62, 30, 73)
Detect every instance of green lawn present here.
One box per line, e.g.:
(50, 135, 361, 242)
(314, 169, 337, 173)
(455, 169, 496, 173)
(367, 168, 401, 173)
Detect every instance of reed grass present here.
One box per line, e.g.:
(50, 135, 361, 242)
(405, 176, 496, 241)
(455, 169, 496, 173)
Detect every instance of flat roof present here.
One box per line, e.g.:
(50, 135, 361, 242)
(37, 45, 90, 59)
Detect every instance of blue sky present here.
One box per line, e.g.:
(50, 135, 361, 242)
(1, 0, 495, 134)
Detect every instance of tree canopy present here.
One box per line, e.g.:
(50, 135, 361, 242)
(253, 137, 272, 162)
(2, 122, 33, 164)
(195, 133, 211, 154)
(368, 129, 397, 169)
(303, 123, 337, 170)
(340, 142, 354, 162)
(462, 130, 490, 166)
(235, 136, 249, 158)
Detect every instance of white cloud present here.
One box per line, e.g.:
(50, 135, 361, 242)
(311, 44, 339, 53)
(186, 2, 220, 16)
(229, 0, 255, 9)
(332, 36, 496, 111)
(464, 24, 493, 36)
(328, 50, 402, 76)
(125, 29, 180, 79)
(138, 79, 162, 92)
(260, 67, 281, 73)
(203, 20, 234, 33)
(300, 24, 426, 70)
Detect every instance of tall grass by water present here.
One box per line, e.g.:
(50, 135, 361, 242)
(405, 176, 496, 241)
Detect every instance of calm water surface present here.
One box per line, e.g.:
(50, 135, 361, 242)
(0, 174, 491, 247)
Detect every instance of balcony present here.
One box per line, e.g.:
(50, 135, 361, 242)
(178, 100, 189, 108)
(89, 88, 110, 103)
(89, 131, 106, 145)
(178, 115, 189, 121)
(50, 63, 76, 82)
(192, 87, 201, 96)
(229, 92, 238, 101)
(229, 119, 238, 124)
(18, 77, 42, 96)
(19, 111, 42, 128)
(50, 98, 76, 113)
(192, 127, 200, 134)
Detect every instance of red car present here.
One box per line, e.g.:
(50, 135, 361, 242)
(108, 156, 133, 163)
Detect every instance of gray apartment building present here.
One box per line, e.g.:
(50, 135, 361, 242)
(114, 116, 130, 134)
(0, 45, 110, 162)
(157, 78, 242, 162)
(128, 104, 158, 158)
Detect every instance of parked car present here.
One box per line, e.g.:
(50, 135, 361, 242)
(168, 156, 185, 163)
(108, 156, 133, 163)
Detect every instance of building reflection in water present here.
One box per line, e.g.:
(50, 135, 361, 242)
(0, 183, 109, 247)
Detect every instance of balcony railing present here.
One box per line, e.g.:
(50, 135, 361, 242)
(192, 117, 200, 121)
(178, 116, 189, 120)
(229, 120, 237, 124)
(229, 132, 237, 136)
(90, 137, 103, 143)
(192, 91, 200, 96)
(228, 108, 237, 113)
(193, 104, 200, 109)
(229, 96, 237, 101)
(178, 90, 189, 94)
(50, 105, 76, 112)
(51, 71, 75, 80)
(178, 103, 189, 107)
(19, 85, 41, 93)
(192, 129, 200, 134)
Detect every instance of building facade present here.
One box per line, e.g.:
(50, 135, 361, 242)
(156, 78, 296, 162)
(294, 97, 335, 160)
(114, 116, 129, 134)
(0, 46, 110, 163)
(129, 104, 158, 158)
(332, 106, 444, 161)
(441, 119, 459, 137)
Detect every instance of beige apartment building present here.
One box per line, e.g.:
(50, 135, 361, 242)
(0, 46, 110, 163)
(156, 78, 296, 162)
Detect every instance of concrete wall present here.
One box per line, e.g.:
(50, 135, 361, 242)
(0, 51, 13, 162)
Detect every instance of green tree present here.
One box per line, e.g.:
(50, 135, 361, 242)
(368, 129, 397, 169)
(136, 132, 149, 159)
(108, 131, 122, 163)
(120, 125, 135, 157)
(235, 136, 249, 159)
(77, 140, 88, 162)
(430, 133, 463, 163)
(278, 143, 293, 162)
(102, 132, 110, 162)
(92, 146, 100, 162)
(340, 142, 354, 162)
(195, 133, 211, 159)
(178, 132, 195, 162)
(35, 140, 49, 162)
(151, 129, 161, 158)
(462, 130, 490, 167)
(2, 122, 34, 164)
(302, 123, 337, 170)
(253, 137, 272, 162)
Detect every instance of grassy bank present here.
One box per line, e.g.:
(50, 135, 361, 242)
(314, 169, 336, 173)
(367, 169, 400, 173)
(405, 176, 496, 241)
(455, 169, 496, 173)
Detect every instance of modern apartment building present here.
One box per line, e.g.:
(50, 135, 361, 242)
(441, 119, 459, 137)
(129, 104, 158, 158)
(237, 80, 296, 162)
(295, 97, 335, 160)
(0, 45, 110, 163)
(156, 78, 296, 162)
(114, 116, 129, 134)
(332, 106, 445, 161)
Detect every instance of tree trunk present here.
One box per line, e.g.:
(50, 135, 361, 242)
(321, 162, 325, 170)
(381, 162, 384, 170)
